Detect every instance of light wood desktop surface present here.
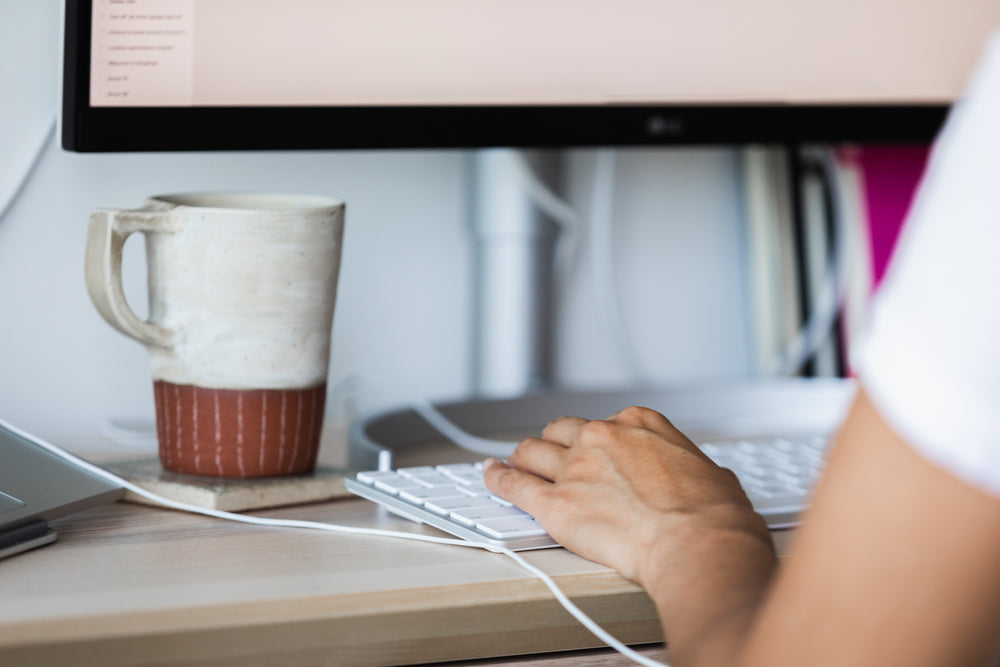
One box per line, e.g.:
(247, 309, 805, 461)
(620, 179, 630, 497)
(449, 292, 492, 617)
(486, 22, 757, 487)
(0, 433, 793, 667)
(0, 492, 671, 666)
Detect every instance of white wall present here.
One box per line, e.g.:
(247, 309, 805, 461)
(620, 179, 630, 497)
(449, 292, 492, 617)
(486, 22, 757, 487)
(557, 149, 751, 389)
(0, 0, 752, 445)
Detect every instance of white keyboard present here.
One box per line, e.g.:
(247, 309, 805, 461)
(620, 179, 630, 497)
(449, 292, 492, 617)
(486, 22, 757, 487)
(345, 435, 827, 551)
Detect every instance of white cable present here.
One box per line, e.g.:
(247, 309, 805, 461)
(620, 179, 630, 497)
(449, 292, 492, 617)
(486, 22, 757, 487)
(352, 386, 519, 458)
(409, 398, 518, 458)
(513, 154, 579, 231)
(512, 152, 584, 305)
(2, 417, 668, 667)
(0, 112, 56, 224)
(499, 547, 669, 667)
(516, 149, 657, 388)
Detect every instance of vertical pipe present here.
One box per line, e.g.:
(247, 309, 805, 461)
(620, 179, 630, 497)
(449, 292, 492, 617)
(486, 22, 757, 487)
(471, 149, 559, 397)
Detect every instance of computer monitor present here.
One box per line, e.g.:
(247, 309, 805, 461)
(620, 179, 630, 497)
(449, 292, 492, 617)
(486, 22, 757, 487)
(62, 0, 1000, 152)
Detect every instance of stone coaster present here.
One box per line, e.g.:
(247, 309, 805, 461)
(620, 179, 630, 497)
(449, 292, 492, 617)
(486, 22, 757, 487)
(103, 457, 355, 512)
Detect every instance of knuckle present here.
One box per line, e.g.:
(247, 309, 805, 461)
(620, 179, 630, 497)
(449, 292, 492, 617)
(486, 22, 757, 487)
(617, 405, 650, 421)
(578, 419, 615, 445)
(619, 405, 672, 430)
(489, 466, 517, 494)
(507, 438, 540, 467)
(541, 416, 573, 438)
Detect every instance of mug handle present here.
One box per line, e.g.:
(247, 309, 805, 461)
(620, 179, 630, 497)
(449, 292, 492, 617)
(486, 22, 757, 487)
(85, 208, 175, 348)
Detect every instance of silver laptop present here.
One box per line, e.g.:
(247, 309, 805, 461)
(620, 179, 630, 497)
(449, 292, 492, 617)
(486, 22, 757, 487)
(0, 419, 124, 559)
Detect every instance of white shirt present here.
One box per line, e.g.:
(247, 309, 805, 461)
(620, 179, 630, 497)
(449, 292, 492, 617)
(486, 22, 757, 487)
(855, 31, 1000, 497)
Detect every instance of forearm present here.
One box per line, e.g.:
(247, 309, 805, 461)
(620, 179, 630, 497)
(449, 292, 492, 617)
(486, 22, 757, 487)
(641, 505, 777, 667)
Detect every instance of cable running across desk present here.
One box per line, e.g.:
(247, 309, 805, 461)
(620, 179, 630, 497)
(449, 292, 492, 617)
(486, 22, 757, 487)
(1, 418, 669, 667)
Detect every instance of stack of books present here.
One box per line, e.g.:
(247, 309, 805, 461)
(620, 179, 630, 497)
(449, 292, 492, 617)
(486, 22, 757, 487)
(742, 144, 930, 378)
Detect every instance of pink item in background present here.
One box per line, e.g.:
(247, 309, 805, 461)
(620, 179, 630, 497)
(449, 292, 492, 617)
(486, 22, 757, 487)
(857, 145, 931, 288)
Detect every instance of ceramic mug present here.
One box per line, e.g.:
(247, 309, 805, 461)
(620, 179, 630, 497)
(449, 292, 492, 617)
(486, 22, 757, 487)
(85, 192, 345, 478)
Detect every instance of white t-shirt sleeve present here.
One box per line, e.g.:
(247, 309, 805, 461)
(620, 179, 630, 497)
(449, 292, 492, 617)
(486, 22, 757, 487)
(854, 31, 1000, 497)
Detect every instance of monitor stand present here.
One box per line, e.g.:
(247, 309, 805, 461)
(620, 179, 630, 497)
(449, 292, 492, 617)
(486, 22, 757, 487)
(471, 149, 561, 397)
(348, 378, 855, 471)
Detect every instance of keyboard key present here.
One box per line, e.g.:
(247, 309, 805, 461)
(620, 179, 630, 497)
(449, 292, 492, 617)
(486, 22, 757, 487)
(441, 471, 482, 486)
(411, 473, 456, 487)
(356, 470, 402, 485)
(423, 496, 496, 516)
(397, 466, 438, 478)
(451, 505, 529, 526)
(374, 477, 423, 495)
(457, 484, 492, 497)
(476, 517, 548, 539)
(399, 486, 466, 505)
(772, 439, 795, 452)
(776, 461, 804, 475)
(436, 463, 480, 476)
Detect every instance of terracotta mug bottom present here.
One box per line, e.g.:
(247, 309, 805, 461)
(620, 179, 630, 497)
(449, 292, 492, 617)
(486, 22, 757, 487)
(153, 380, 326, 478)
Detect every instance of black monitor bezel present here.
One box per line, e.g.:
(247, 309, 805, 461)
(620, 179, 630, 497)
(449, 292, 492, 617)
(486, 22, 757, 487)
(63, 0, 949, 152)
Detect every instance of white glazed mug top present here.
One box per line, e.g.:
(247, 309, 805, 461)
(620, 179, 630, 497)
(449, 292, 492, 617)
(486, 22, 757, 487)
(149, 192, 343, 211)
(85, 192, 346, 391)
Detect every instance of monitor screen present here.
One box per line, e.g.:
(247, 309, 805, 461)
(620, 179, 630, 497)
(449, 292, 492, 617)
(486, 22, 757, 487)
(63, 0, 1000, 151)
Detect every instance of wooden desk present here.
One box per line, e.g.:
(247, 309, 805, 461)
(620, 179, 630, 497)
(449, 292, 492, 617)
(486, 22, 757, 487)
(0, 492, 675, 666)
(0, 420, 794, 667)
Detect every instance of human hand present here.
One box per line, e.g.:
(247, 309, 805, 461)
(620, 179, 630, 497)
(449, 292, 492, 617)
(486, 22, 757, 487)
(483, 406, 772, 588)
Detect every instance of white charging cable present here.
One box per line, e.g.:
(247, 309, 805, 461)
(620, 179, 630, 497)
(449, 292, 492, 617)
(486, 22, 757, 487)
(512, 151, 584, 308)
(2, 417, 668, 667)
(409, 398, 518, 458)
(514, 149, 658, 388)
